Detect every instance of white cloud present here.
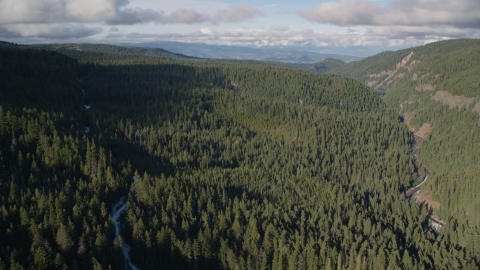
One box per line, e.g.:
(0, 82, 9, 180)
(270, 26, 290, 32)
(200, 28, 213, 35)
(0, 0, 264, 40)
(297, 0, 480, 28)
(4, 23, 102, 39)
(0, 0, 124, 24)
(292, 0, 480, 45)
(0, 0, 478, 46)
(0, 0, 56, 24)
(101, 27, 442, 47)
(366, 25, 473, 39)
(0, 0, 263, 25)
(106, 7, 165, 25)
(297, 0, 378, 26)
(64, 0, 122, 22)
(211, 3, 264, 23)
(109, 4, 264, 25)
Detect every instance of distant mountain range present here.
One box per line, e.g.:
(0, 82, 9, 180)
(29, 43, 194, 60)
(120, 41, 363, 63)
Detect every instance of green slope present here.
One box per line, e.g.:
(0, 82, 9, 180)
(285, 58, 347, 73)
(333, 39, 480, 95)
(0, 42, 479, 269)
(30, 43, 194, 64)
(333, 39, 480, 227)
(312, 58, 347, 73)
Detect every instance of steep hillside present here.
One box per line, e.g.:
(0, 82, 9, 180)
(333, 39, 480, 227)
(1, 43, 479, 269)
(286, 58, 347, 73)
(31, 43, 194, 64)
(312, 58, 347, 72)
(333, 39, 480, 95)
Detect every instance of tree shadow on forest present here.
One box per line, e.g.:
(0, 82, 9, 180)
(81, 63, 240, 270)
(132, 183, 269, 270)
(108, 136, 177, 177)
(82, 63, 233, 177)
(84, 63, 231, 109)
(141, 247, 223, 270)
(128, 233, 223, 270)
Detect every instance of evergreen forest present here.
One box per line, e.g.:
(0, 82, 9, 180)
(0, 41, 479, 270)
(330, 39, 480, 228)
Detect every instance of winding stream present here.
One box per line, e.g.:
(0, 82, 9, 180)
(111, 197, 138, 270)
(79, 76, 137, 269)
(405, 132, 444, 232)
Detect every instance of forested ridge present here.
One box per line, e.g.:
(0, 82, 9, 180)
(0, 42, 479, 269)
(326, 39, 480, 230)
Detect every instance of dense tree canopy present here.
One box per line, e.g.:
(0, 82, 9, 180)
(329, 39, 480, 228)
(0, 43, 479, 269)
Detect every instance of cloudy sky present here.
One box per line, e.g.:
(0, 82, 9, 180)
(1, 0, 479, 48)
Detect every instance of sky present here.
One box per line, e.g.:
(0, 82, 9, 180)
(1, 0, 480, 48)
